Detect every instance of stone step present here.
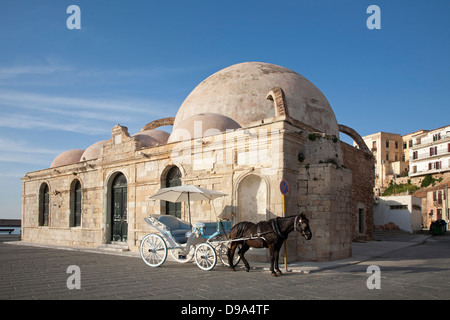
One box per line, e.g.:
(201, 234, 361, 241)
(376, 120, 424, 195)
(97, 242, 129, 252)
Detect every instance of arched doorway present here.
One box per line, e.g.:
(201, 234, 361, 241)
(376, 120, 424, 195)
(111, 173, 127, 242)
(237, 174, 267, 223)
(165, 166, 181, 218)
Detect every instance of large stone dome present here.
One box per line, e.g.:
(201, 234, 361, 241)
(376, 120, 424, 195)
(174, 62, 339, 136)
(51, 149, 84, 168)
(80, 140, 108, 161)
(132, 129, 170, 147)
(168, 113, 241, 143)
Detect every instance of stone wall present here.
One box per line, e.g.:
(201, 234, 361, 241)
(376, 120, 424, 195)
(21, 119, 371, 262)
(340, 142, 375, 241)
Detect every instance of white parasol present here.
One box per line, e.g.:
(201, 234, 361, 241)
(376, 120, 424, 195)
(149, 185, 227, 225)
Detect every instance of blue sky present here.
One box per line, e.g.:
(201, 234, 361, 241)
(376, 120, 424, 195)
(1, 0, 449, 219)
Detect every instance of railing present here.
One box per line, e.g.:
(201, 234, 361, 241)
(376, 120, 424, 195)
(413, 133, 450, 147)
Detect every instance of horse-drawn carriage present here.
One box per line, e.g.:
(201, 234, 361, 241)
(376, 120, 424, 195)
(140, 185, 312, 276)
(140, 214, 239, 270)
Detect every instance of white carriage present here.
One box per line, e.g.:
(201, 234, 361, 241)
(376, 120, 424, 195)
(139, 185, 240, 271)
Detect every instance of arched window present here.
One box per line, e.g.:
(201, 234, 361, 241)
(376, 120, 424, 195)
(39, 183, 49, 226)
(71, 180, 82, 227)
(165, 166, 181, 218)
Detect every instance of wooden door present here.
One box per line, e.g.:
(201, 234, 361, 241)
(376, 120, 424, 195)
(111, 174, 127, 242)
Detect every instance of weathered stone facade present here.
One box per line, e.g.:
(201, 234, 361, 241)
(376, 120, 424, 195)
(341, 142, 375, 241)
(21, 62, 374, 262)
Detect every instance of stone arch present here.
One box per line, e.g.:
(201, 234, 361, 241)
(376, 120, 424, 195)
(141, 117, 175, 131)
(69, 178, 82, 227)
(38, 182, 50, 227)
(235, 173, 269, 223)
(266, 86, 289, 117)
(164, 166, 182, 218)
(338, 124, 371, 154)
(104, 170, 129, 243)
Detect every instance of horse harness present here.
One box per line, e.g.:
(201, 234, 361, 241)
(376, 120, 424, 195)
(271, 218, 288, 240)
(235, 217, 292, 245)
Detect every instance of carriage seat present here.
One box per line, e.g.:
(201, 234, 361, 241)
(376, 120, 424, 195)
(158, 215, 191, 244)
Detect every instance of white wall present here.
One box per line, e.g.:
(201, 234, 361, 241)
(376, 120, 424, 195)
(373, 195, 422, 233)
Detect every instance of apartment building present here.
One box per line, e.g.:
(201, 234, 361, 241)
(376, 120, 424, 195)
(360, 132, 407, 191)
(409, 125, 450, 177)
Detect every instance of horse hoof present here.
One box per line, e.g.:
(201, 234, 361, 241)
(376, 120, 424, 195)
(276, 271, 282, 276)
(271, 272, 277, 277)
(245, 268, 250, 272)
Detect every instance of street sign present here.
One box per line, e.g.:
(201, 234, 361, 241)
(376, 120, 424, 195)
(280, 180, 289, 195)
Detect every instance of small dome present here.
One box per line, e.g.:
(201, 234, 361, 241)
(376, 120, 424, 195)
(168, 113, 241, 143)
(132, 129, 170, 147)
(174, 62, 339, 136)
(80, 140, 108, 161)
(50, 149, 84, 168)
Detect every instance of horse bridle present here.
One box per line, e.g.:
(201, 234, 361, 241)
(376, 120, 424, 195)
(294, 215, 309, 238)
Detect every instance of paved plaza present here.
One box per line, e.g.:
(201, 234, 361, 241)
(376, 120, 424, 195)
(1, 233, 450, 301)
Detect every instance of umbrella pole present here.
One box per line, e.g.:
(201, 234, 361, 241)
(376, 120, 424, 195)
(188, 192, 192, 226)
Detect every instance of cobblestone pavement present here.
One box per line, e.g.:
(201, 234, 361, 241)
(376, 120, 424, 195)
(1, 234, 450, 301)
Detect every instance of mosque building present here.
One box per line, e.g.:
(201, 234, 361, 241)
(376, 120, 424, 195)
(21, 62, 374, 262)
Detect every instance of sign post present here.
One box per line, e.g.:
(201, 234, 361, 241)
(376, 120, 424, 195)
(279, 180, 289, 271)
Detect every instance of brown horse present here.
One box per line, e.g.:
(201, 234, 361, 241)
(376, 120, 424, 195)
(227, 213, 312, 276)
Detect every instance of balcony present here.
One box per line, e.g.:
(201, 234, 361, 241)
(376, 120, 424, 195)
(412, 133, 450, 149)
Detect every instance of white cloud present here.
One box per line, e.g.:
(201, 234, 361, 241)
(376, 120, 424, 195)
(0, 137, 62, 154)
(0, 65, 73, 78)
(0, 89, 175, 135)
(0, 137, 61, 166)
(0, 113, 110, 135)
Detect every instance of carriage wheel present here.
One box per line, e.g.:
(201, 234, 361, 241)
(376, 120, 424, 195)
(194, 243, 217, 271)
(140, 234, 167, 267)
(170, 245, 195, 263)
(218, 243, 241, 267)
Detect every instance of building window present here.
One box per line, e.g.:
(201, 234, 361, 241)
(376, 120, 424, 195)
(448, 143, 450, 153)
(39, 183, 50, 226)
(430, 146, 437, 156)
(395, 141, 399, 149)
(389, 205, 408, 210)
(413, 151, 418, 160)
(71, 180, 82, 227)
(386, 152, 389, 161)
(433, 133, 441, 141)
(386, 140, 390, 148)
(165, 166, 182, 218)
(435, 161, 442, 170)
(438, 191, 443, 204)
